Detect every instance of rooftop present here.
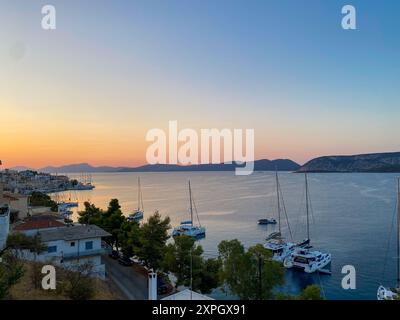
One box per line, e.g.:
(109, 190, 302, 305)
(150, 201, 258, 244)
(13, 219, 65, 231)
(161, 289, 214, 301)
(37, 224, 111, 242)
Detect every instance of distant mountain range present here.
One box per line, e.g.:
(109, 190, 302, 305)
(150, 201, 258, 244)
(11, 159, 301, 173)
(12, 152, 400, 173)
(298, 152, 400, 172)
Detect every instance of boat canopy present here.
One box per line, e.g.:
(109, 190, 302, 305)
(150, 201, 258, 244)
(180, 220, 192, 225)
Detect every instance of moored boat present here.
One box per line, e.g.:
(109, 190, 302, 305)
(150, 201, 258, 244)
(283, 174, 332, 273)
(172, 180, 205, 239)
(377, 177, 400, 300)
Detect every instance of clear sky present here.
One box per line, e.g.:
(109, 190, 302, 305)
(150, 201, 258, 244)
(1, 0, 400, 168)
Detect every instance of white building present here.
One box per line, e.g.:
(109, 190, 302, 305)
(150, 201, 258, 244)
(0, 204, 10, 250)
(161, 289, 214, 300)
(17, 224, 110, 279)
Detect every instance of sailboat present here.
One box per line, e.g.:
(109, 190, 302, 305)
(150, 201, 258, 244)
(283, 173, 332, 273)
(172, 180, 205, 239)
(263, 172, 296, 262)
(377, 177, 400, 300)
(128, 177, 144, 222)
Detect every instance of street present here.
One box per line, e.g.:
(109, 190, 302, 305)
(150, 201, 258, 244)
(103, 255, 148, 300)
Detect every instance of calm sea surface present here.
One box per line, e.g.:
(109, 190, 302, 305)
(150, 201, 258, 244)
(53, 172, 400, 300)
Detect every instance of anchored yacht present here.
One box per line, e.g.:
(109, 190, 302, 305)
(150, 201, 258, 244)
(284, 174, 332, 273)
(128, 177, 144, 222)
(172, 180, 205, 239)
(377, 177, 400, 300)
(263, 172, 296, 262)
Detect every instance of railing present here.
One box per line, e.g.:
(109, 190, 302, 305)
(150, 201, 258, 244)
(62, 248, 105, 259)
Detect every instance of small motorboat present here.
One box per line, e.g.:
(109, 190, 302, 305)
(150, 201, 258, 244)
(258, 218, 277, 225)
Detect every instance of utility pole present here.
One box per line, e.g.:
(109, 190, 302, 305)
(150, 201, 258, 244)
(258, 255, 263, 300)
(190, 248, 193, 300)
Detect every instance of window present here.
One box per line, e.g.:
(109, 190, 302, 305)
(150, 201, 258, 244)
(47, 246, 57, 253)
(70, 242, 75, 247)
(85, 241, 93, 250)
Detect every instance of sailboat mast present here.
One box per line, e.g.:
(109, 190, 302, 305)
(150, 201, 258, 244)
(137, 177, 141, 210)
(188, 180, 193, 226)
(305, 173, 310, 242)
(276, 171, 281, 234)
(397, 177, 400, 288)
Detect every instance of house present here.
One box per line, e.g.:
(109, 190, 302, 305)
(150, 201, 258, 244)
(161, 289, 214, 300)
(16, 223, 111, 279)
(0, 182, 29, 219)
(0, 204, 10, 250)
(147, 272, 214, 300)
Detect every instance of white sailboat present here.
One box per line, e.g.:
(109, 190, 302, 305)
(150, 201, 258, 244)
(263, 172, 296, 262)
(172, 180, 205, 239)
(377, 177, 400, 300)
(284, 173, 332, 273)
(128, 177, 144, 222)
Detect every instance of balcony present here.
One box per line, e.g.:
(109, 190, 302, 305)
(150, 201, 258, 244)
(62, 248, 105, 260)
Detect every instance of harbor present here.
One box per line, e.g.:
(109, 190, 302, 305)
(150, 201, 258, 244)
(0, 169, 95, 195)
(50, 171, 400, 300)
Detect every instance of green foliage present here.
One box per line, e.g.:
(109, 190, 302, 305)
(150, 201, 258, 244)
(298, 284, 323, 300)
(118, 219, 141, 258)
(163, 235, 222, 294)
(29, 191, 58, 212)
(218, 240, 285, 300)
(62, 263, 95, 300)
(0, 233, 46, 299)
(79, 201, 171, 271)
(0, 254, 25, 299)
(78, 199, 125, 248)
(135, 211, 170, 271)
(276, 284, 323, 300)
(1, 233, 46, 258)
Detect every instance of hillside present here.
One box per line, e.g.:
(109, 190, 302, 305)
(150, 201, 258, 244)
(298, 152, 400, 172)
(14, 159, 300, 173)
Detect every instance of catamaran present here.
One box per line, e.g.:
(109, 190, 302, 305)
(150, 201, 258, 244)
(172, 180, 205, 239)
(284, 174, 332, 273)
(377, 177, 400, 300)
(128, 177, 144, 221)
(263, 172, 296, 262)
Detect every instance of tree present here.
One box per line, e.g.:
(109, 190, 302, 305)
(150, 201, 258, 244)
(195, 257, 221, 294)
(163, 235, 203, 287)
(118, 219, 141, 258)
(163, 235, 222, 294)
(0, 254, 24, 299)
(275, 284, 323, 300)
(136, 211, 170, 271)
(78, 202, 103, 225)
(1, 233, 46, 258)
(78, 199, 125, 249)
(298, 284, 323, 300)
(0, 233, 45, 299)
(62, 263, 95, 300)
(101, 199, 125, 249)
(218, 240, 285, 300)
(29, 191, 58, 212)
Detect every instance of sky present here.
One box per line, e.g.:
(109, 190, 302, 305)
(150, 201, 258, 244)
(1, 0, 400, 168)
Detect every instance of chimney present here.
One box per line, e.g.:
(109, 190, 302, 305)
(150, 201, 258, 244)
(148, 271, 157, 300)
